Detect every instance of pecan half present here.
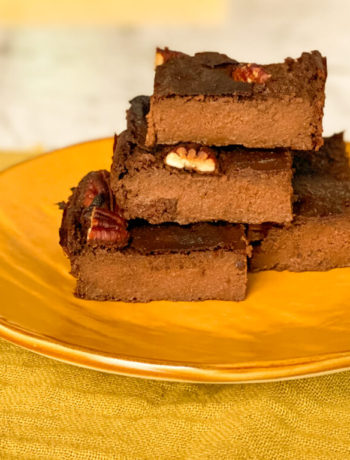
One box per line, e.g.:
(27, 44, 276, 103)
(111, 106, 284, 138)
(164, 145, 217, 173)
(155, 47, 186, 67)
(87, 207, 129, 247)
(82, 170, 112, 209)
(232, 64, 271, 84)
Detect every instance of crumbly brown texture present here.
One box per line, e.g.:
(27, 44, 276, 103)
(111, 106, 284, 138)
(293, 132, 350, 182)
(250, 134, 350, 271)
(145, 49, 327, 150)
(60, 171, 249, 302)
(126, 96, 150, 148)
(114, 103, 293, 224)
(73, 250, 247, 302)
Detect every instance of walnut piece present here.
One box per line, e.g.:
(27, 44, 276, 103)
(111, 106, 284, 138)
(87, 207, 129, 247)
(164, 146, 217, 173)
(155, 47, 185, 68)
(232, 64, 271, 84)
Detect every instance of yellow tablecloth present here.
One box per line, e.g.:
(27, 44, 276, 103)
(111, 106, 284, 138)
(2, 153, 350, 460)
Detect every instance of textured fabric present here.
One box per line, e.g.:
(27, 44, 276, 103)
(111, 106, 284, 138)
(2, 153, 350, 460)
(2, 340, 350, 460)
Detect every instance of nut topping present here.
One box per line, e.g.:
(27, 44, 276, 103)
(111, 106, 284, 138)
(87, 207, 129, 247)
(83, 171, 110, 208)
(232, 64, 271, 84)
(155, 47, 185, 67)
(81, 170, 129, 247)
(164, 146, 217, 173)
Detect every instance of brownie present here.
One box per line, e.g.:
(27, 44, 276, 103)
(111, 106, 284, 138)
(249, 134, 350, 271)
(292, 132, 350, 181)
(112, 99, 293, 225)
(126, 95, 150, 148)
(145, 48, 327, 150)
(60, 171, 250, 302)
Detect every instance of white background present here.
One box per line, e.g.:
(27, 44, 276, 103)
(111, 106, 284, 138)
(0, 0, 349, 150)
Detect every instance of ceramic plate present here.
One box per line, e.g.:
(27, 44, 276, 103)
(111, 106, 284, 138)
(0, 138, 350, 383)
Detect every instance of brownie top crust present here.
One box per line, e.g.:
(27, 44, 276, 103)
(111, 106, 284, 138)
(293, 133, 350, 217)
(153, 49, 327, 100)
(60, 170, 248, 257)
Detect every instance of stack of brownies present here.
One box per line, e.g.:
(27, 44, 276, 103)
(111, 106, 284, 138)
(60, 48, 350, 302)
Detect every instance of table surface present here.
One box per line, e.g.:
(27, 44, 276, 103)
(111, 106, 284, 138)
(0, 0, 350, 151)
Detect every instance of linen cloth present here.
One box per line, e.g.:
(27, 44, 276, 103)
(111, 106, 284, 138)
(1, 154, 350, 460)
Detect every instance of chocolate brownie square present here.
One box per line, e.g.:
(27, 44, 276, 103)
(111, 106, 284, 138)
(145, 48, 327, 150)
(110, 97, 293, 225)
(60, 171, 250, 302)
(250, 134, 350, 271)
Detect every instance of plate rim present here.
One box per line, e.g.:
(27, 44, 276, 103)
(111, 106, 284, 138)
(2, 319, 350, 383)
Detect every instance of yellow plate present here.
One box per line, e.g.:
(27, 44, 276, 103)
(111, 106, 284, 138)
(0, 138, 350, 383)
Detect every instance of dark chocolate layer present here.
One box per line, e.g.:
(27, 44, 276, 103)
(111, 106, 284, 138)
(293, 132, 350, 181)
(126, 95, 150, 148)
(293, 133, 350, 217)
(128, 222, 246, 254)
(154, 50, 327, 100)
(155, 53, 252, 97)
(294, 176, 350, 217)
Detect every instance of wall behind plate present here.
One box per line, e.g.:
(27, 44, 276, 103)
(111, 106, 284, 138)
(0, 0, 349, 150)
